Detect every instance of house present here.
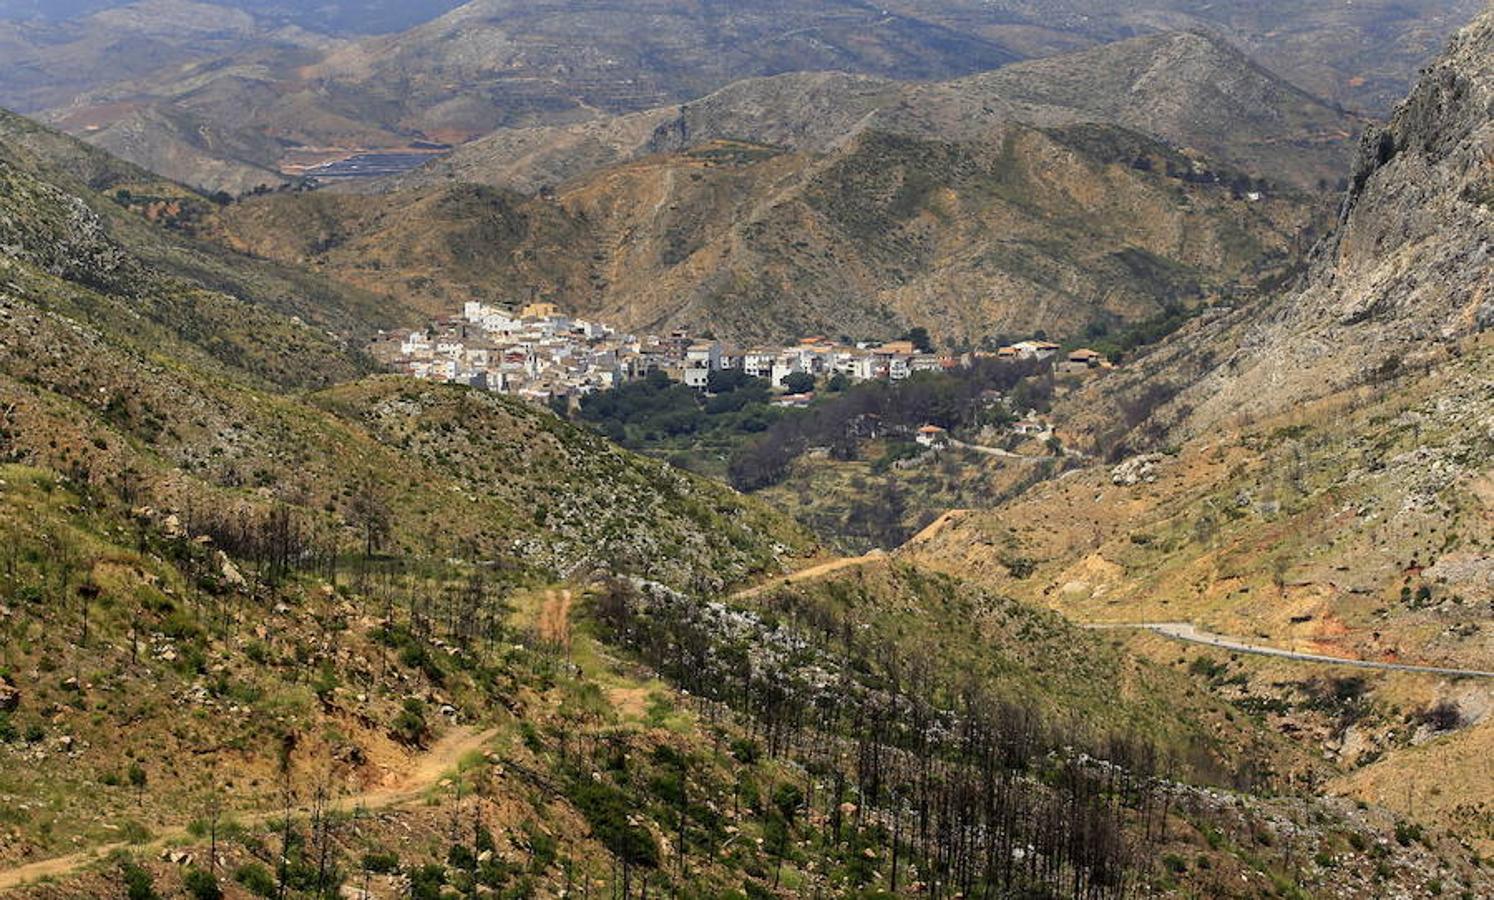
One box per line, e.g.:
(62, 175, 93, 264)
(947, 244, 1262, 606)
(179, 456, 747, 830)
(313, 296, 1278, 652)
(1010, 340, 1061, 360)
(572, 319, 611, 340)
(916, 425, 950, 449)
(520, 301, 561, 319)
(741, 349, 777, 379)
(1058, 347, 1110, 374)
(1012, 414, 1051, 437)
(683, 341, 723, 390)
(771, 352, 805, 389)
(910, 354, 943, 374)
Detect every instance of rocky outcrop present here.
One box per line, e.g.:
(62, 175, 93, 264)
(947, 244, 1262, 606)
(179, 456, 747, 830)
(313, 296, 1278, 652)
(1074, 11, 1492, 446)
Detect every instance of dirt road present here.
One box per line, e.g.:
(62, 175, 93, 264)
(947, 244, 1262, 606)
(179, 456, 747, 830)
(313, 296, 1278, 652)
(731, 509, 971, 601)
(731, 550, 889, 600)
(0, 725, 498, 894)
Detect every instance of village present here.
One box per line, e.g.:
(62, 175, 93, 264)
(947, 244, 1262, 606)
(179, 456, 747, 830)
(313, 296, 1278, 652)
(369, 301, 1115, 408)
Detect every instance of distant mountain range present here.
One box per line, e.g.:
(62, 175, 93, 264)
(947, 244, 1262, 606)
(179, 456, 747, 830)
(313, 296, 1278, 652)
(0, 6, 1489, 896)
(0, 0, 466, 33)
(202, 30, 1345, 346)
(403, 31, 1362, 194)
(0, 0, 1479, 193)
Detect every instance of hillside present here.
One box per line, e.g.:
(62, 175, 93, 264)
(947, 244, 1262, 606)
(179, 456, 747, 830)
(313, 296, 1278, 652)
(0, 106, 410, 343)
(906, 7, 1494, 838)
(213, 122, 1326, 345)
(2, 107, 1461, 900)
(919, 0, 1486, 114)
(409, 31, 1363, 195)
(2, 11, 1493, 897)
(0, 114, 806, 580)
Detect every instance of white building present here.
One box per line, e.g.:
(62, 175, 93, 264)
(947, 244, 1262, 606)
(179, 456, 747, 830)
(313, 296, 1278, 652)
(741, 350, 777, 380)
(771, 352, 805, 389)
(683, 342, 723, 390)
(916, 425, 950, 448)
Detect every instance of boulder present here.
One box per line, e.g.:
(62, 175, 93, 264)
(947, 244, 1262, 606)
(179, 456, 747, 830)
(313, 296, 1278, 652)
(1110, 453, 1164, 486)
(216, 551, 247, 589)
(0, 677, 19, 712)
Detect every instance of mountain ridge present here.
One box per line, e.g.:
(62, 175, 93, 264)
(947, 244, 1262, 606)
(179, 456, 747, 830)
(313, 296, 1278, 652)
(399, 30, 1363, 195)
(3, 0, 1476, 192)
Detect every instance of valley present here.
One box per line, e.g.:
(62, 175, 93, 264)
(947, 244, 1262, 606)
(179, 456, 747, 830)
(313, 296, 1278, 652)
(0, 2, 1489, 899)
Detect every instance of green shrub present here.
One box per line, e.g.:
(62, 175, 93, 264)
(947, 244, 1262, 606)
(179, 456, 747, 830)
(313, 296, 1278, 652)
(233, 862, 276, 897)
(183, 867, 222, 900)
(392, 699, 427, 745)
(1395, 820, 1424, 847)
(447, 843, 477, 871)
(119, 820, 152, 844)
(729, 736, 760, 764)
(568, 779, 659, 868)
(409, 863, 447, 900)
(120, 860, 158, 900)
(524, 821, 557, 872)
(361, 849, 400, 874)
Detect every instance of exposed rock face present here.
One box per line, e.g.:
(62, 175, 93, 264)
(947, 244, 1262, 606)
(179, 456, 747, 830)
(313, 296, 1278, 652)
(1064, 11, 1492, 448)
(1179, 10, 1493, 431)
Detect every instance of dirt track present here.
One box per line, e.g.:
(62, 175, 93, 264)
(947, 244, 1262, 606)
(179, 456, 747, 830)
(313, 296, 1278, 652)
(0, 726, 497, 894)
(731, 509, 971, 601)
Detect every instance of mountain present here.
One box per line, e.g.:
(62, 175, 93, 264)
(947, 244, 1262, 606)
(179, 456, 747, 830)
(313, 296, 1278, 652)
(0, 108, 806, 588)
(211, 121, 1326, 345)
(0, 105, 407, 341)
(406, 31, 1363, 194)
(0, 0, 465, 30)
(0, 0, 338, 192)
(0, 0, 335, 114)
(903, 0, 1488, 114)
(4, 0, 1475, 193)
(907, 7, 1494, 836)
(198, 27, 1361, 348)
(6, 102, 1468, 900)
(3, 9, 1494, 897)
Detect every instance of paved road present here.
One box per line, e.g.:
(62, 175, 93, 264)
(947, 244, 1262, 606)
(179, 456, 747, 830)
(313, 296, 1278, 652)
(1090, 622, 1494, 678)
(0, 726, 498, 892)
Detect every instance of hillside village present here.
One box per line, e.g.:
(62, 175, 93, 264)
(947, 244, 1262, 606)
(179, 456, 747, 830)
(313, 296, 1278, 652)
(370, 301, 1115, 406)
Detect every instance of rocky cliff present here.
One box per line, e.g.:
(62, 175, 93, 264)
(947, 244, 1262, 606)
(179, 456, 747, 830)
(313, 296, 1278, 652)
(1058, 11, 1492, 448)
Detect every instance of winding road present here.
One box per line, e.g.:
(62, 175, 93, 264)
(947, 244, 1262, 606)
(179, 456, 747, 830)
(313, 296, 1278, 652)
(0, 726, 498, 893)
(1090, 623, 1494, 678)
